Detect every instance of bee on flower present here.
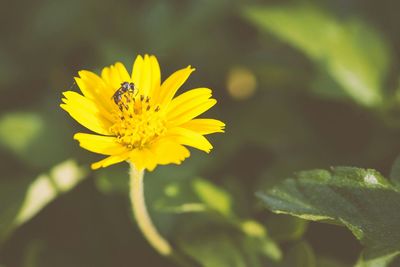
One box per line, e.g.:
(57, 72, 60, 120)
(60, 54, 225, 171)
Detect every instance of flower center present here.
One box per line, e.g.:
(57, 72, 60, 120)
(109, 83, 166, 149)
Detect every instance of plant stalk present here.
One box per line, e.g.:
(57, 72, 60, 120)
(129, 163, 172, 256)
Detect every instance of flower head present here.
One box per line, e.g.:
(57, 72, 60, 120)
(61, 55, 225, 171)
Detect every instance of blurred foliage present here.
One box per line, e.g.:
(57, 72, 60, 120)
(355, 251, 399, 267)
(2, 0, 400, 266)
(0, 160, 87, 243)
(245, 4, 390, 108)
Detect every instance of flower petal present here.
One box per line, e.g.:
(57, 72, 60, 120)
(129, 148, 157, 171)
(131, 55, 161, 97)
(74, 133, 127, 155)
(166, 88, 212, 117)
(167, 97, 217, 127)
(75, 70, 113, 100)
(114, 62, 131, 82)
(166, 127, 213, 153)
(61, 91, 113, 135)
(155, 66, 195, 108)
(101, 62, 131, 90)
(152, 140, 190, 165)
(62, 91, 114, 121)
(128, 140, 190, 171)
(181, 119, 225, 135)
(91, 153, 130, 169)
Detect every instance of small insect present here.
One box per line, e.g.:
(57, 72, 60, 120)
(112, 82, 136, 110)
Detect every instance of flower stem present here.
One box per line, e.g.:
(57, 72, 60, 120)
(129, 163, 172, 256)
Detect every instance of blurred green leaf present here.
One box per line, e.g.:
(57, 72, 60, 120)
(257, 167, 400, 258)
(156, 203, 207, 214)
(316, 257, 349, 267)
(239, 220, 282, 262)
(0, 112, 43, 154)
(94, 163, 129, 195)
(0, 109, 76, 169)
(355, 251, 399, 267)
(150, 172, 202, 215)
(192, 178, 233, 218)
(15, 160, 87, 226)
(310, 69, 349, 101)
(0, 160, 87, 243)
(179, 225, 249, 267)
(178, 221, 280, 267)
(22, 239, 46, 267)
(244, 4, 389, 107)
(152, 176, 236, 218)
(152, 175, 282, 264)
(389, 155, 400, 187)
(266, 215, 308, 243)
(239, 219, 266, 238)
(283, 241, 316, 267)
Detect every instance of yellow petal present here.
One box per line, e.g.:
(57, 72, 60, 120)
(148, 55, 161, 97)
(166, 88, 212, 118)
(62, 91, 114, 122)
(167, 98, 217, 127)
(75, 78, 113, 112)
(128, 140, 191, 171)
(74, 133, 127, 155)
(131, 55, 161, 98)
(101, 65, 115, 88)
(131, 55, 144, 86)
(91, 153, 129, 169)
(61, 92, 113, 135)
(181, 119, 225, 135)
(101, 62, 131, 90)
(166, 127, 213, 153)
(114, 62, 131, 82)
(155, 66, 195, 108)
(74, 71, 115, 112)
(152, 139, 190, 165)
(129, 148, 157, 171)
(76, 70, 113, 97)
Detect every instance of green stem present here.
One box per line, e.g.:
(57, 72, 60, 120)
(129, 163, 172, 256)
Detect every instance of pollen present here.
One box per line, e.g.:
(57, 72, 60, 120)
(109, 86, 166, 149)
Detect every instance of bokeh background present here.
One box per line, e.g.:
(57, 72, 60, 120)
(1, 0, 400, 266)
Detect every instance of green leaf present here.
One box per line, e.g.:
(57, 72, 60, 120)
(316, 257, 349, 267)
(266, 215, 308, 242)
(156, 177, 282, 265)
(244, 5, 389, 107)
(239, 220, 282, 261)
(179, 225, 249, 267)
(355, 251, 399, 267)
(310, 69, 349, 101)
(192, 178, 233, 217)
(0, 160, 87, 243)
(257, 167, 400, 258)
(283, 241, 316, 267)
(0, 109, 77, 168)
(0, 112, 44, 155)
(178, 221, 280, 267)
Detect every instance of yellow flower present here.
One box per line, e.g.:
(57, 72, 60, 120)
(61, 55, 225, 171)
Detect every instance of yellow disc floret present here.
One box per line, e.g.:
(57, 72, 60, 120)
(109, 86, 166, 149)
